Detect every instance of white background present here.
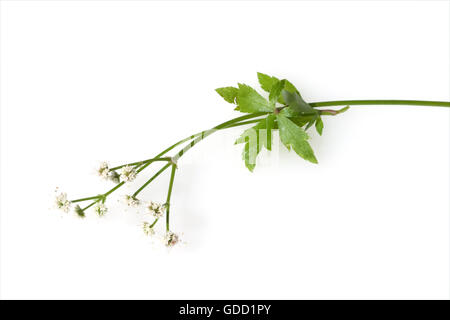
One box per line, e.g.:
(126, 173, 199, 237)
(1, 1, 449, 299)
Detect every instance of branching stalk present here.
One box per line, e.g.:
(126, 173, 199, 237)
(66, 99, 449, 232)
(165, 164, 177, 232)
(56, 70, 450, 248)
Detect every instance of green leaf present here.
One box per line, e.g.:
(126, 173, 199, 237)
(277, 114, 318, 164)
(278, 109, 317, 129)
(315, 116, 323, 135)
(215, 87, 238, 104)
(235, 116, 275, 171)
(282, 90, 316, 115)
(243, 134, 257, 172)
(257, 72, 299, 104)
(283, 80, 299, 94)
(257, 72, 299, 93)
(279, 106, 300, 118)
(235, 118, 271, 150)
(269, 79, 285, 108)
(289, 115, 314, 127)
(257, 72, 279, 93)
(236, 84, 273, 113)
(236, 125, 261, 172)
(305, 113, 319, 131)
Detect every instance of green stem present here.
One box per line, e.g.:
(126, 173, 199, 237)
(71, 98, 448, 223)
(74, 99, 449, 213)
(224, 118, 264, 127)
(173, 113, 266, 162)
(74, 115, 263, 211)
(160, 99, 450, 223)
(104, 182, 124, 197)
(150, 218, 159, 228)
(71, 195, 101, 203)
(165, 99, 450, 166)
(136, 158, 171, 174)
(110, 157, 172, 171)
(82, 201, 99, 211)
(165, 164, 177, 232)
(310, 100, 450, 108)
(133, 163, 171, 197)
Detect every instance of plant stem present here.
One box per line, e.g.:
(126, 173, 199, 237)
(165, 164, 177, 232)
(68, 115, 263, 209)
(150, 218, 159, 228)
(109, 157, 172, 171)
(71, 195, 101, 203)
(82, 201, 99, 211)
(173, 113, 266, 162)
(133, 163, 171, 197)
(104, 182, 125, 197)
(225, 119, 264, 127)
(73, 99, 449, 214)
(310, 100, 450, 108)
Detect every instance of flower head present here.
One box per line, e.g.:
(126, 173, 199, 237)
(97, 162, 110, 179)
(147, 201, 165, 218)
(108, 170, 120, 184)
(55, 192, 71, 212)
(124, 195, 140, 207)
(164, 231, 180, 247)
(120, 165, 137, 182)
(142, 222, 155, 236)
(94, 203, 108, 217)
(74, 205, 86, 218)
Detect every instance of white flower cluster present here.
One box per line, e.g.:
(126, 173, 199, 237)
(96, 162, 121, 183)
(142, 224, 180, 247)
(147, 201, 165, 218)
(55, 192, 71, 213)
(142, 222, 155, 236)
(94, 203, 108, 217)
(164, 231, 180, 247)
(97, 162, 110, 179)
(55, 191, 85, 218)
(124, 195, 140, 207)
(56, 162, 183, 248)
(120, 165, 137, 182)
(97, 162, 137, 184)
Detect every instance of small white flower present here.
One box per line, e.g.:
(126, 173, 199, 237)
(55, 192, 71, 213)
(147, 201, 165, 218)
(124, 195, 140, 207)
(164, 231, 180, 247)
(142, 222, 155, 236)
(94, 203, 108, 217)
(120, 165, 137, 182)
(97, 162, 110, 179)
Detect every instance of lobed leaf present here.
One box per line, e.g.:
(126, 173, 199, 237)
(282, 90, 317, 116)
(269, 79, 286, 108)
(315, 116, 324, 135)
(236, 84, 273, 113)
(257, 72, 299, 104)
(215, 86, 239, 104)
(277, 114, 318, 164)
(257, 72, 279, 93)
(235, 116, 276, 171)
